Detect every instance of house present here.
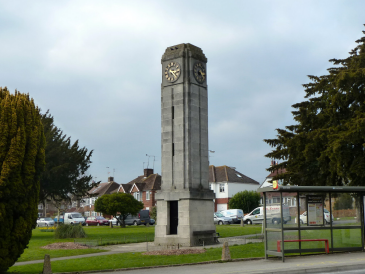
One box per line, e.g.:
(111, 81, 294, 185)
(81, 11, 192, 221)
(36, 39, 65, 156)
(260, 161, 298, 214)
(260, 160, 286, 188)
(118, 168, 161, 210)
(209, 165, 260, 212)
(78, 177, 120, 217)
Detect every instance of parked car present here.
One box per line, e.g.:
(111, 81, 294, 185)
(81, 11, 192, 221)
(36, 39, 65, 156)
(54, 215, 64, 223)
(108, 217, 120, 226)
(37, 217, 55, 227)
(214, 212, 233, 225)
(244, 205, 291, 225)
(300, 209, 334, 225)
(86, 216, 109, 226)
(64, 212, 86, 226)
(124, 214, 141, 226)
(149, 219, 156, 225)
(117, 210, 151, 226)
(138, 210, 150, 225)
(219, 209, 244, 224)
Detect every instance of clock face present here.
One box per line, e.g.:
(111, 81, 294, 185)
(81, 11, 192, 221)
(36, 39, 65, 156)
(164, 62, 181, 82)
(193, 62, 206, 84)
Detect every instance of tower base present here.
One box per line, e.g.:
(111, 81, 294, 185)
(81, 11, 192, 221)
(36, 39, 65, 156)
(154, 194, 216, 247)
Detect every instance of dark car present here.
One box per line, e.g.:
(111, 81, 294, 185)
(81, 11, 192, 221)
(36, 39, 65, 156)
(138, 210, 150, 225)
(121, 210, 151, 226)
(86, 216, 109, 226)
(149, 219, 156, 225)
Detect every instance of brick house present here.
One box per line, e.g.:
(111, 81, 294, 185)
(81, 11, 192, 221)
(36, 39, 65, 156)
(118, 168, 161, 210)
(209, 165, 260, 212)
(77, 177, 120, 217)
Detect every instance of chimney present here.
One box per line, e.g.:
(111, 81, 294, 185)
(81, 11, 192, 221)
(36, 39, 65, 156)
(270, 160, 276, 166)
(144, 168, 154, 177)
(108, 177, 114, 182)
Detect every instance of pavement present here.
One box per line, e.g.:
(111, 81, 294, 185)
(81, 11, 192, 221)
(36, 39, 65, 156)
(13, 236, 365, 274)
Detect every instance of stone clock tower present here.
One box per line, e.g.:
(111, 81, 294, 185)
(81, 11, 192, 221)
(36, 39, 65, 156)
(154, 43, 216, 247)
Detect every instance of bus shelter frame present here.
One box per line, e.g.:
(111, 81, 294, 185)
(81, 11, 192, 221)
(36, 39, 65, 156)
(259, 186, 365, 262)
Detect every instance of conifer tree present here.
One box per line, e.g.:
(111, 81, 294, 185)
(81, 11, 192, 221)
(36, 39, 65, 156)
(0, 87, 45, 272)
(265, 26, 365, 187)
(39, 111, 98, 205)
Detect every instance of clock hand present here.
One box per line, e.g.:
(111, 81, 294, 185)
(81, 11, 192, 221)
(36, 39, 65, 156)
(170, 70, 177, 77)
(199, 70, 205, 77)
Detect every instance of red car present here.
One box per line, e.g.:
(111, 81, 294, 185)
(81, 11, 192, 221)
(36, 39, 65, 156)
(85, 216, 109, 226)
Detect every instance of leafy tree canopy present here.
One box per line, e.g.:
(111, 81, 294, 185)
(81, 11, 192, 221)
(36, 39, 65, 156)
(333, 193, 353, 210)
(0, 88, 45, 272)
(265, 26, 365, 187)
(94, 193, 144, 227)
(228, 190, 260, 213)
(39, 111, 98, 203)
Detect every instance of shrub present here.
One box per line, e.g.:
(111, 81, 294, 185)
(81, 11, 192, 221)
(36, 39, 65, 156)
(54, 224, 87, 239)
(0, 88, 46, 272)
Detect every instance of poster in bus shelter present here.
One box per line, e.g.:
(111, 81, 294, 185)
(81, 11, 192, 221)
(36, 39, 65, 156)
(307, 196, 324, 225)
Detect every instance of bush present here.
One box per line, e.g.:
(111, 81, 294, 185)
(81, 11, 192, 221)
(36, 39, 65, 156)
(54, 224, 87, 239)
(0, 88, 46, 272)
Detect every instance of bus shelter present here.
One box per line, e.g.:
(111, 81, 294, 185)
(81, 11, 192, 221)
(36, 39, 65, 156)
(258, 186, 365, 262)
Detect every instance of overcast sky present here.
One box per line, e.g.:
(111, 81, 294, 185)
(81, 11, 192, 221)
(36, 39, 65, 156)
(1, 1, 364, 185)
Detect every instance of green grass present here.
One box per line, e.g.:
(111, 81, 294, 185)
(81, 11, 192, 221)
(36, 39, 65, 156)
(16, 224, 262, 263)
(9, 242, 265, 274)
(16, 229, 105, 262)
(216, 224, 262, 237)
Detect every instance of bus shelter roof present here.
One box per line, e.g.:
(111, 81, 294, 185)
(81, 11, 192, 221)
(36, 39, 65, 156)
(258, 185, 365, 193)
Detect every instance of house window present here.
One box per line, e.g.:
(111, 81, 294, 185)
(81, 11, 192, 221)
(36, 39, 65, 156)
(92, 211, 97, 216)
(84, 212, 90, 217)
(209, 183, 213, 190)
(134, 192, 140, 201)
(38, 204, 43, 209)
(146, 191, 150, 200)
(273, 197, 280, 203)
(219, 184, 225, 193)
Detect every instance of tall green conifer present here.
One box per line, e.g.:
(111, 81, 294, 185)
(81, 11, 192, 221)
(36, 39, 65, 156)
(0, 87, 45, 272)
(265, 26, 365, 187)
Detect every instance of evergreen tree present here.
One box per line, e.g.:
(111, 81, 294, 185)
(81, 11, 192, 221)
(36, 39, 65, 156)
(39, 111, 98, 204)
(228, 190, 260, 213)
(0, 87, 45, 272)
(265, 26, 365, 187)
(95, 193, 144, 227)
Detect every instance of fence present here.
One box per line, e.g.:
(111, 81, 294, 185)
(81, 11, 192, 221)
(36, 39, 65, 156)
(333, 209, 357, 218)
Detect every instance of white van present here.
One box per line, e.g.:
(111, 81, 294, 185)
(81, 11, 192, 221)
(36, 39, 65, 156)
(64, 212, 86, 225)
(219, 209, 244, 224)
(244, 204, 291, 225)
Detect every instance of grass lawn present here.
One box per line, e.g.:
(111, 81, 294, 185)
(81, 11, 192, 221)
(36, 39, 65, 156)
(9, 242, 265, 274)
(217, 224, 262, 237)
(16, 224, 262, 263)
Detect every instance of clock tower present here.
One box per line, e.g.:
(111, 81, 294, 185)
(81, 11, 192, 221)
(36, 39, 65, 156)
(154, 43, 216, 247)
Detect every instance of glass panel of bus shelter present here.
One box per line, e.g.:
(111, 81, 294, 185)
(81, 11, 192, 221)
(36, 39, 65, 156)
(333, 228, 362, 248)
(283, 192, 298, 228)
(283, 230, 299, 252)
(331, 193, 361, 227)
(267, 231, 282, 252)
(265, 192, 282, 229)
(300, 229, 331, 253)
